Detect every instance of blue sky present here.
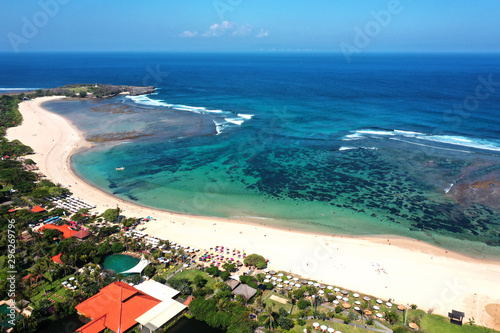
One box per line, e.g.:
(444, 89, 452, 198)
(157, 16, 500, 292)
(2, 0, 500, 52)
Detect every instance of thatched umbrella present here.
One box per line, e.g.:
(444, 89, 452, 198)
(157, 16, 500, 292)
(398, 304, 407, 311)
(342, 302, 351, 309)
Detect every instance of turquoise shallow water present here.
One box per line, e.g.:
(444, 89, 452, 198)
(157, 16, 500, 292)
(10, 52, 500, 259)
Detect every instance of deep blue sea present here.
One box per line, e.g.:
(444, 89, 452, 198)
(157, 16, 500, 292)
(2, 52, 500, 257)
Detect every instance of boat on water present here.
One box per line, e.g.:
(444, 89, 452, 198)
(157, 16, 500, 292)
(115, 167, 125, 171)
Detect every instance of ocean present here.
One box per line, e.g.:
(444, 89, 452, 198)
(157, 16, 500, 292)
(2, 52, 500, 258)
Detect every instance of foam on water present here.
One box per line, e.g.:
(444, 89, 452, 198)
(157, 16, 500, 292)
(126, 94, 252, 134)
(0, 87, 41, 91)
(342, 128, 500, 153)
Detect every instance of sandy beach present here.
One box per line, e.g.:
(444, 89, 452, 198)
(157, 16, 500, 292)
(6, 96, 500, 330)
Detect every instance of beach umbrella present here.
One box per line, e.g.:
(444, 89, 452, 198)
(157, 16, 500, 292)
(277, 278, 283, 283)
(353, 293, 359, 298)
(336, 295, 342, 300)
(294, 283, 301, 288)
(354, 306, 361, 311)
(312, 322, 319, 328)
(355, 301, 361, 305)
(327, 328, 334, 333)
(287, 275, 292, 279)
(314, 282, 320, 287)
(284, 280, 289, 284)
(376, 313, 383, 318)
(327, 286, 333, 290)
(343, 297, 349, 302)
(289, 282, 295, 286)
(376, 299, 383, 304)
(266, 275, 271, 279)
(363, 296, 371, 301)
(69, 277, 75, 281)
(386, 302, 393, 307)
(333, 300, 339, 305)
(301, 279, 308, 284)
(264, 279, 270, 283)
(271, 277, 277, 281)
(285, 286, 292, 291)
(334, 287, 340, 292)
(373, 305, 380, 311)
(308, 281, 314, 285)
(341, 289, 349, 295)
(320, 325, 327, 331)
(278, 273, 283, 277)
(270, 270, 276, 275)
(277, 284, 283, 288)
(318, 290, 324, 294)
(293, 277, 299, 281)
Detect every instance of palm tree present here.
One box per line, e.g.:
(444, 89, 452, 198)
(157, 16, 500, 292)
(266, 304, 276, 331)
(29, 262, 47, 294)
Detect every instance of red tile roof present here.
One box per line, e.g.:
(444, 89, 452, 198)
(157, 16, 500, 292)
(73, 230, 91, 239)
(183, 296, 195, 306)
(75, 281, 161, 333)
(52, 253, 63, 264)
(39, 224, 77, 239)
(31, 205, 46, 213)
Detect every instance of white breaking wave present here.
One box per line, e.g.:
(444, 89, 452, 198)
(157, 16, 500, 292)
(0, 88, 41, 91)
(126, 94, 253, 135)
(342, 128, 500, 153)
(339, 146, 379, 151)
(238, 113, 254, 119)
(225, 118, 245, 125)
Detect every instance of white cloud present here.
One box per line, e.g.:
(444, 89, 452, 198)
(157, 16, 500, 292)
(256, 29, 269, 38)
(179, 21, 254, 38)
(202, 21, 239, 37)
(232, 24, 253, 36)
(179, 31, 198, 38)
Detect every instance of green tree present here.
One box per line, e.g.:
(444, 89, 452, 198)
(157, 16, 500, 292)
(144, 265, 156, 278)
(219, 270, 230, 281)
(101, 207, 120, 222)
(297, 299, 311, 310)
(193, 274, 208, 288)
(243, 253, 267, 269)
(385, 310, 399, 324)
(97, 243, 111, 256)
(278, 316, 294, 330)
(206, 265, 220, 276)
(79, 91, 87, 98)
(111, 242, 124, 253)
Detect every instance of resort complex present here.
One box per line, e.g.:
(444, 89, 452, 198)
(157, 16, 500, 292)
(0, 87, 500, 333)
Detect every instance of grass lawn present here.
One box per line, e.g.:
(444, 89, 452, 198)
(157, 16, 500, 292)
(291, 319, 372, 333)
(418, 311, 499, 333)
(158, 264, 182, 279)
(172, 269, 217, 289)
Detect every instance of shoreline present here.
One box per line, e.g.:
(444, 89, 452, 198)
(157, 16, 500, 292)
(6, 97, 500, 330)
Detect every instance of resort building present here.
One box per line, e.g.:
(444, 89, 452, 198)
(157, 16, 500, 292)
(75, 280, 187, 333)
(38, 224, 78, 239)
(75, 281, 161, 333)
